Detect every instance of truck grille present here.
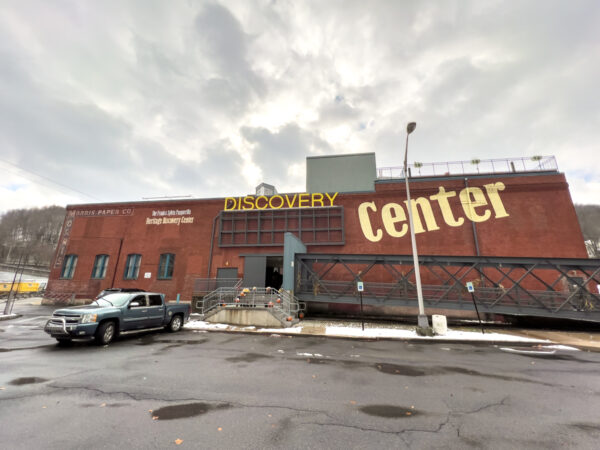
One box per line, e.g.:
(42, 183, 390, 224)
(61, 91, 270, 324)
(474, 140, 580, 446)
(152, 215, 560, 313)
(50, 313, 81, 324)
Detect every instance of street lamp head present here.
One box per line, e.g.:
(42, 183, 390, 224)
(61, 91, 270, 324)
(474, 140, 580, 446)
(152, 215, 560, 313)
(407, 122, 417, 134)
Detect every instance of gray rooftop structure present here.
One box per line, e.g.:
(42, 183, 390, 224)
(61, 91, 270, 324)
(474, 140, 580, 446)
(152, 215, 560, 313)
(306, 152, 376, 193)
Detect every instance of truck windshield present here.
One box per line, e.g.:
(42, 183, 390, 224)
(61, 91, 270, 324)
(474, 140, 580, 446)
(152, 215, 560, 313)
(93, 293, 132, 307)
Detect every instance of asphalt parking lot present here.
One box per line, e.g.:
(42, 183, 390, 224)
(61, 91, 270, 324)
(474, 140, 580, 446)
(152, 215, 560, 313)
(2, 303, 600, 449)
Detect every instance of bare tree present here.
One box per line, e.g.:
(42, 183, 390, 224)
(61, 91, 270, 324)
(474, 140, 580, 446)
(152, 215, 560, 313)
(575, 204, 600, 258)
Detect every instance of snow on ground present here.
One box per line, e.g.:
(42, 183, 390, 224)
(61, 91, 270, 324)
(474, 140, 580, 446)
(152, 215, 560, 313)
(542, 344, 581, 351)
(184, 321, 304, 334)
(184, 319, 548, 343)
(0, 314, 19, 320)
(324, 325, 549, 342)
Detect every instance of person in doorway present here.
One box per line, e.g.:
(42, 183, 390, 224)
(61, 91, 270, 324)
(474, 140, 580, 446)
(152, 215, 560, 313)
(272, 267, 283, 290)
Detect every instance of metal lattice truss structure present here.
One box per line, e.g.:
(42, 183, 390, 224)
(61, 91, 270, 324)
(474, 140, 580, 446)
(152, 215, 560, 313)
(294, 254, 600, 321)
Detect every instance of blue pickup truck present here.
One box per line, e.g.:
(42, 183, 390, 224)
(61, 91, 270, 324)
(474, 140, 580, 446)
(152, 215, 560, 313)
(44, 291, 191, 345)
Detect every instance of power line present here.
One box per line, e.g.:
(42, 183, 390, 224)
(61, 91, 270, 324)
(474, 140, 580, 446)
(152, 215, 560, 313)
(0, 158, 101, 201)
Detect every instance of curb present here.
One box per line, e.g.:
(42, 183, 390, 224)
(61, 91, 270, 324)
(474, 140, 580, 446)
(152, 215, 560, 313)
(184, 322, 553, 346)
(0, 314, 22, 321)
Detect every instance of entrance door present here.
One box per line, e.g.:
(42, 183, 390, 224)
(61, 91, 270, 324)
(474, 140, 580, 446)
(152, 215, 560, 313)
(243, 255, 284, 289)
(243, 256, 267, 288)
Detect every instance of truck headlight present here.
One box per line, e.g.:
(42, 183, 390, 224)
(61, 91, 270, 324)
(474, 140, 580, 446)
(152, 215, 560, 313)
(81, 313, 97, 323)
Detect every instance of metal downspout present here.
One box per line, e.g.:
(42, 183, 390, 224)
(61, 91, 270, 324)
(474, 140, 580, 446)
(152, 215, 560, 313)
(110, 238, 124, 288)
(207, 213, 219, 278)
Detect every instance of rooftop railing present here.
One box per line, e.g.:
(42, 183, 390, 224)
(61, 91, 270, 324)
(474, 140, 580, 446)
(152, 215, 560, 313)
(377, 155, 558, 179)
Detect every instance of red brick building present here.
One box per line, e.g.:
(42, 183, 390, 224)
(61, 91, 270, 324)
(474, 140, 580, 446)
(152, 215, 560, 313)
(46, 155, 587, 304)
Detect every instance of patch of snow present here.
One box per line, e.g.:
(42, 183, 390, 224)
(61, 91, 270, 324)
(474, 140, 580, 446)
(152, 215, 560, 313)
(324, 326, 549, 343)
(185, 321, 230, 331)
(500, 347, 555, 355)
(257, 327, 303, 334)
(0, 314, 19, 320)
(542, 344, 580, 351)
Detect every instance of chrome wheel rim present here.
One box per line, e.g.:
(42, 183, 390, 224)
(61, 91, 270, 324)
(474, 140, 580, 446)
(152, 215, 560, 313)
(172, 316, 181, 331)
(104, 324, 114, 342)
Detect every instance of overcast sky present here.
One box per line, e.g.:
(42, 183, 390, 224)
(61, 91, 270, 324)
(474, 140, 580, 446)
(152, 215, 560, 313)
(1, 0, 598, 213)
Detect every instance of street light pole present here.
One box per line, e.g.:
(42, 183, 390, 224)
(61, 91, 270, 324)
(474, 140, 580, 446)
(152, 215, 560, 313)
(403, 122, 430, 330)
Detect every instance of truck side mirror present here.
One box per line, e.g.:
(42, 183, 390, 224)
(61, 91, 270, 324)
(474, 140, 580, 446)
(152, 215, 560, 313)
(129, 301, 140, 308)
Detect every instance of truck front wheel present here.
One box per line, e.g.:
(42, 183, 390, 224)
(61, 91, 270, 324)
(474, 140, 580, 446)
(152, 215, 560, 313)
(96, 321, 116, 345)
(167, 315, 183, 332)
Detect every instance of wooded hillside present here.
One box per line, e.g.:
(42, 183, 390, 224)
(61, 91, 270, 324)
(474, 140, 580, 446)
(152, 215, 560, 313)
(0, 206, 66, 267)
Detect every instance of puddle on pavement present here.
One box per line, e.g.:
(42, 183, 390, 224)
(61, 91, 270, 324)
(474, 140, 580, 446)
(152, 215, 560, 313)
(1, 345, 53, 353)
(226, 352, 273, 363)
(374, 363, 426, 376)
(151, 402, 231, 420)
(373, 363, 555, 385)
(81, 402, 129, 408)
(569, 423, 600, 434)
(135, 335, 156, 346)
(513, 352, 597, 362)
(360, 404, 420, 418)
(136, 335, 207, 347)
(9, 377, 48, 385)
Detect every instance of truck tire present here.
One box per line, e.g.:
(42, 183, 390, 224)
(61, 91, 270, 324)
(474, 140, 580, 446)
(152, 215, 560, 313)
(96, 321, 116, 345)
(167, 314, 183, 332)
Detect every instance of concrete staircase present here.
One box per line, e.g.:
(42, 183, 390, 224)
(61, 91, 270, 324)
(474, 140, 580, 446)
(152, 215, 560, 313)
(197, 287, 302, 328)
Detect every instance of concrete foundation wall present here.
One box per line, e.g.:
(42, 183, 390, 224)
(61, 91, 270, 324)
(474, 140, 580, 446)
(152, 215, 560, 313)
(206, 308, 283, 328)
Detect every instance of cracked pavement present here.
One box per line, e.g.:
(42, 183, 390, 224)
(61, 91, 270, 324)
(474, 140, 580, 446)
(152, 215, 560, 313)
(2, 304, 600, 449)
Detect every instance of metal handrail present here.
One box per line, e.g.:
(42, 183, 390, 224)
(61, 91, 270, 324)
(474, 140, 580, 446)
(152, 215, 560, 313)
(377, 156, 558, 179)
(198, 286, 301, 320)
(192, 278, 242, 294)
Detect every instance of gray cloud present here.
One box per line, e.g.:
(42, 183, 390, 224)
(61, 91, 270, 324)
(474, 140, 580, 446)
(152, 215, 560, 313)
(241, 123, 331, 187)
(1, 0, 599, 212)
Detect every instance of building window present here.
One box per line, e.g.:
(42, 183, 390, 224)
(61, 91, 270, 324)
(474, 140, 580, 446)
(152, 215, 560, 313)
(60, 254, 78, 279)
(124, 254, 141, 280)
(158, 253, 175, 279)
(91, 254, 109, 279)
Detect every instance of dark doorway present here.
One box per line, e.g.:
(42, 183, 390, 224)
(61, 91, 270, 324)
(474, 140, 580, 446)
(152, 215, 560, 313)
(243, 255, 283, 289)
(266, 256, 283, 290)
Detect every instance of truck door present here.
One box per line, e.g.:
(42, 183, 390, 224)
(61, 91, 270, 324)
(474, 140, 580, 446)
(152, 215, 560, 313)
(147, 294, 165, 327)
(123, 294, 149, 330)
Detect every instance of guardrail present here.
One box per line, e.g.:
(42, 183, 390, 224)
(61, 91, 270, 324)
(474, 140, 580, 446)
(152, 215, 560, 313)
(192, 278, 242, 294)
(197, 286, 302, 322)
(377, 156, 558, 179)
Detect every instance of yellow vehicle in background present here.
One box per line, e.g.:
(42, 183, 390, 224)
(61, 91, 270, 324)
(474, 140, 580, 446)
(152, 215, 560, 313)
(0, 281, 45, 298)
